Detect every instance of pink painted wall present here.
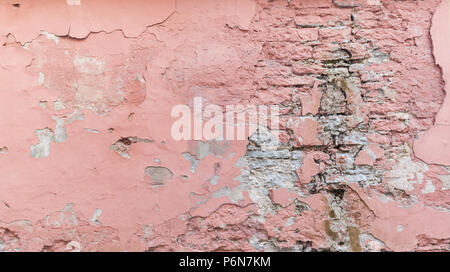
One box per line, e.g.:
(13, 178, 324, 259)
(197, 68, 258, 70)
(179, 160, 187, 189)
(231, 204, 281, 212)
(0, 0, 449, 252)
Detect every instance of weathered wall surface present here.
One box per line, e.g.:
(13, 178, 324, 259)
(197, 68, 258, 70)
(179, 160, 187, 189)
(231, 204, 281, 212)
(0, 0, 449, 252)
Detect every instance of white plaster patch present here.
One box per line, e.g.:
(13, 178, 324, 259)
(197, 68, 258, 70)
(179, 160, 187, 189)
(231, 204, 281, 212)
(285, 217, 295, 227)
(89, 208, 102, 224)
(439, 174, 450, 190)
(38, 72, 45, 85)
(52, 117, 67, 143)
(388, 112, 411, 121)
(30, 128, 54, 158)
(66, 241, 81, 252)
(360, 234, 387, 252)
(367, 0, 381, 6)
(73, 55, 104, 75)
(39, 101, 47, 110)
(421, 180, 436, 194)
(136, 74, 145, 83)
(212, 186, 244, 203)
(85, 128, 100, 133)
(53, 99, 65, 111)
(66, 0, 81, 6)
(385, 156, 429, 191)
(41, 31, 59, 45)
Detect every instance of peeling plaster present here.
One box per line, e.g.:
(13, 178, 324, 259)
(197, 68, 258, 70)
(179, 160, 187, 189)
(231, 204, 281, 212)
(414, 0, 450, 165)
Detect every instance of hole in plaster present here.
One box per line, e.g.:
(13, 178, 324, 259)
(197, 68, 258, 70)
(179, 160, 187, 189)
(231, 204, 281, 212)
(0, 146, 8, 154)
(144, 166, 173, 187)
(110, 136, 153, 158)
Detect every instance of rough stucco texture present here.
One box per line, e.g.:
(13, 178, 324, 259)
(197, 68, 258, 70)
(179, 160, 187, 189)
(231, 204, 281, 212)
(0, 0, 449, 252)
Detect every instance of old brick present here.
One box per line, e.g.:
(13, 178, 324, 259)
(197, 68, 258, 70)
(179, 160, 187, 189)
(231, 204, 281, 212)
(318, 27, 353, 41)
(297, 28, 319, 41)
(266, 76, 316, 86)
(292, 62, 325, 75)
